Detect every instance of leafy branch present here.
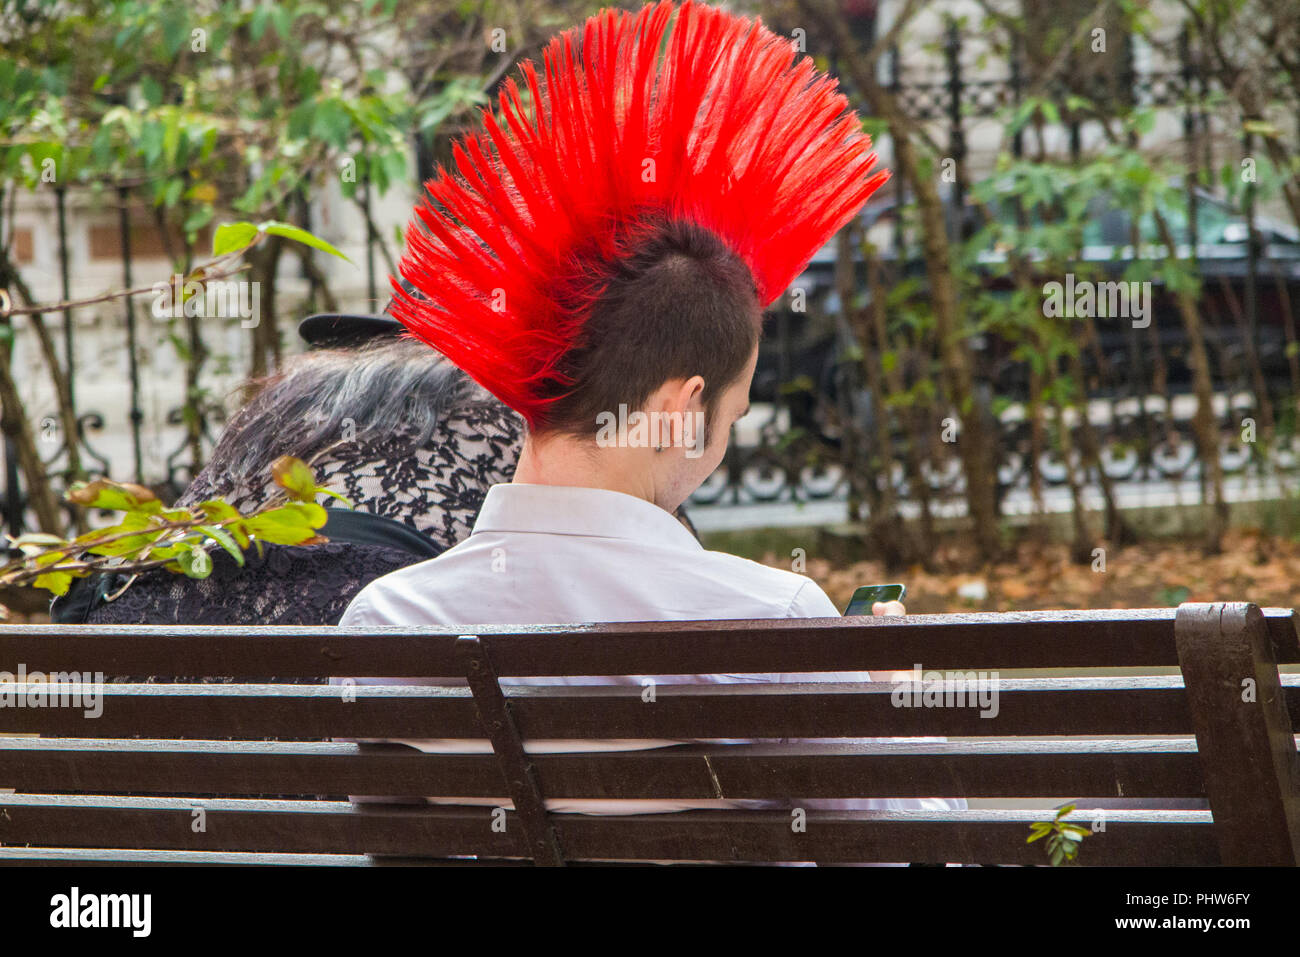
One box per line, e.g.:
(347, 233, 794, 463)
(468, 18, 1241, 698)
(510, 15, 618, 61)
(0, 219, 350, 318)
(0, 456, 348, 617)
(1027, 803, 1091, 865)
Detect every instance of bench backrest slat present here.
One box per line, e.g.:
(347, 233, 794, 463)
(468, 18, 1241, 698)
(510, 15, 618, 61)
(0, 797, 1220, 865)
(1, 738, 1211, 800)
(2, 607, 1294, 675)
(10, 679, 1288, 738)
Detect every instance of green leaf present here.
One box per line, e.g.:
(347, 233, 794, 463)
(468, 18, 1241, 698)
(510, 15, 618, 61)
(161, 10, 189, 55)
(200, 525, 245, 567)
(243, 502, 328, 545)
(198, 500, 251, 547)
(139, 123, 164, 166)
(177, 544, 213, 579)
(316, 488, 352, 507)
(66, 479, 160, 513)
(86, 535, 157, 558)
(270, 5, 292, 39)
(140, 75, 163, 108)
(250, 6, 272, 41)
(258, 221, 352, 263)
(183, 206, 214, 238)
(11, 532, 66, 557)
(310, 98, 352, 147)
(145, 543, 184, 561)
(197, 499, 240, 523)
(288, 102, 315, 140)
(241, 520, 318, 546)
(1008, 98, 1038, 136)
(212, 221, 260, 256)
(280, 501, 329, 528)
(271, 455, 319, 501)
(1132, 108, 1157, 137)
(80, 512, 155, 557)
(33, 570, 73, 596)
(382, 146, 411, 186)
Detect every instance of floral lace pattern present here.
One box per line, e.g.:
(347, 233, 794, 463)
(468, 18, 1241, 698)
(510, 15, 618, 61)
(83, 398, 525, 627)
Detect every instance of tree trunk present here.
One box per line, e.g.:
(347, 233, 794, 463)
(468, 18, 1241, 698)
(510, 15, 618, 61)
(1153, 210, 1228, 552)
(835, 229, 873, 526)
(1049, 379, 1093, 564)
(0, 244, 81, 519)
(0, 332, 63, 533)
(806, 0, 1002, 559)
(1068, 339, 1135, 544)
(246, 235, 285, 383)
(856, 240, 909, 566)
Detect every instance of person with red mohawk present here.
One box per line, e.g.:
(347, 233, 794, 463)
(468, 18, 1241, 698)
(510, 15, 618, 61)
(340, 1, 932, 819)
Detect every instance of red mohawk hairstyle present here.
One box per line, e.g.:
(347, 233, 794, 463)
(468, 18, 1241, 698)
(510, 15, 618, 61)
(393, 0, 890, 428)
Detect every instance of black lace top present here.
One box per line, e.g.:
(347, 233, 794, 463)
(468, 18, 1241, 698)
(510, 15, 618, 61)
(64, 398, 524, 627)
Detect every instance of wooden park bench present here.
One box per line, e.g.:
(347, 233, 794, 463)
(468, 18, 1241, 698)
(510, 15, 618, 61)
(0, 601, 1296, 865)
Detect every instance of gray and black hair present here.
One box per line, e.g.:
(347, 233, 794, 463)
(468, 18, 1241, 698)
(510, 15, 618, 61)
(200, 337, 472, 494)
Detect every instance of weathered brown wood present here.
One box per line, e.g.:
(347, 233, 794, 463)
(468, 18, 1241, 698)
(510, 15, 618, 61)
(457, 634, 564, 866)
(0, 608, 1260, 675)
(0, 604, 1292, 865)
(507, 677, 1207, 739)
(1175, 602, 1300, 865)
(0, 795, 524, 858)
(0, 796, 1218, 865)
(0, 737, 1209, 799)
(550, 808, 1220, 865)
(8, 676, 1277, 738)
(1, 610, 1293, 678)
(0, 739, 501, 796)
(1264, 607, 1300, 662)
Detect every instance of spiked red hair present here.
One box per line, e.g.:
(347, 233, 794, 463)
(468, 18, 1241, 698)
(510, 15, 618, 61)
(392, 0, 890, 428)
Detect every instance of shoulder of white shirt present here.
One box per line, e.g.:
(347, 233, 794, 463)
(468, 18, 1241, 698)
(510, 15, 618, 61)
(341, 534, 839, 624)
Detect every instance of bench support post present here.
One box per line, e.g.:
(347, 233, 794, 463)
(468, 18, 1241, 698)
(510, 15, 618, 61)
(1175, 602, 1300, 865)
(457, 635, 565, 866)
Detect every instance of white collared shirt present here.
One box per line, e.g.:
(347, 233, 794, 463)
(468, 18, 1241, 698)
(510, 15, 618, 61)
(340, 483, 961, 816)
(344, 482, 840, 626)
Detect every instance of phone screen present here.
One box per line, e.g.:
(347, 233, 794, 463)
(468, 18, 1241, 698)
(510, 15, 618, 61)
(843, 583, 907, 616)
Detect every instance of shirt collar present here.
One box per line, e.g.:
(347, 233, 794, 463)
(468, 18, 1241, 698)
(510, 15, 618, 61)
(471, 483, 703, 550)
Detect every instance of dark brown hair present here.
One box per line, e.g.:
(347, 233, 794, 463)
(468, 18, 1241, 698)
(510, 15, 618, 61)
(537, 218, 761, 437)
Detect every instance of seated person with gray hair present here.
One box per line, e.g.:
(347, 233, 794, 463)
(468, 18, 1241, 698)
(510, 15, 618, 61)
(53, 309, 523, 627)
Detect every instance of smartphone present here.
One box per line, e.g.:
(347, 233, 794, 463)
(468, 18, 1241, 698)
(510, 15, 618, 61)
(843, 583, 907, 616)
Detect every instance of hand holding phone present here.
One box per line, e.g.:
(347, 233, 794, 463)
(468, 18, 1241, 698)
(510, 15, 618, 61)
(843, 583, 907, 616)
